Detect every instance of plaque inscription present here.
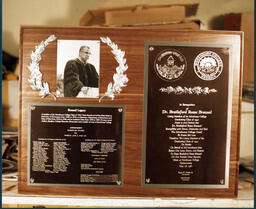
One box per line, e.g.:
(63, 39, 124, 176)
(143, 42, 232, 188)
(28, 104, 124, 186)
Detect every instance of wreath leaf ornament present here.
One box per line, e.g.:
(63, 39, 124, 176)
(99, 37, 129, 102)
(28, 34, 57, 100)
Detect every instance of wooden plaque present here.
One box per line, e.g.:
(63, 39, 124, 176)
(19, 26, 243, 198)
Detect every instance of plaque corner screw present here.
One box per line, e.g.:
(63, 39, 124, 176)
(30, 178, 35, 183)
(220, 179, 224, 184)
(31, 106, 36, 110)
(118, 108, 123, 113)
(116, 180, 122, 185)
(149, 47, 154, 51)
(146, 178, 150, 183)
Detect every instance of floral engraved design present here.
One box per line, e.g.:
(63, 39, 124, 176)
(99, 37, 128, 102)
(28, 34, 57, 99)
(159, 86, 217, 95)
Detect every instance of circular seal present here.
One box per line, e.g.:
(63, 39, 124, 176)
(154, 49, 187, 81)
(194, 51, 223, 81)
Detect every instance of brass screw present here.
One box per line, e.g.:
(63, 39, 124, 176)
(149, 47, 154, 51)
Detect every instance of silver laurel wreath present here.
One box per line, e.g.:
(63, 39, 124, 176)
(99, 37, 128, 102)
(28, 34, 57, 100)
(159, 86, 217, 95)
(27, 35, 128, 102)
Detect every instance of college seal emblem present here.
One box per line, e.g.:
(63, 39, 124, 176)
(154, 49, 187, 81)
(194, 51, 223, 81)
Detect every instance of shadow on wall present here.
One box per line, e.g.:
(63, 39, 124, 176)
(209, 13, 242, 30)
(44, 0, 98, 26)
(196, 0, 253, 18)
(208, 15, 226, 30)
(2, 31, 19, 58)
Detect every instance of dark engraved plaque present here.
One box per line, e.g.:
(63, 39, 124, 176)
(28, 103, 125, 186)
(142, 42, 232, 188)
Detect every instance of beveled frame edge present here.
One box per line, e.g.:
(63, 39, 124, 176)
(18, 26, 25, 191)
(234, 31, 244, 197)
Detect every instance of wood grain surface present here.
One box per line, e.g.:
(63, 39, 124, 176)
(19, 26, 243, 198)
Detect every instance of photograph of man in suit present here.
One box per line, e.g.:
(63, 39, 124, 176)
(63, 45, 99, 97)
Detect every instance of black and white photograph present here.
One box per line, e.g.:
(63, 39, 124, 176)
(56, 40, 100, 98)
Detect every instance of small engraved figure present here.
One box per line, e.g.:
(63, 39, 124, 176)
(63, 46, 99, 97)
(199, 57, 217, 74)
(157, 55, 185, 80)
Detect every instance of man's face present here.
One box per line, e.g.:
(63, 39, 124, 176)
(79, 47, 91, 63)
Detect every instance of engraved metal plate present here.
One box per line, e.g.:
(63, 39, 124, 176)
(28, 103, 125, 186)
(142, 42, 233, 188)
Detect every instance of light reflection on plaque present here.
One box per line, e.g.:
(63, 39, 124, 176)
(28, 104, 125, 186)
(142, 42, 232, 188)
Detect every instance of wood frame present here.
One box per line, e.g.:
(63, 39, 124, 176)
(19, 26, 243, 198)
